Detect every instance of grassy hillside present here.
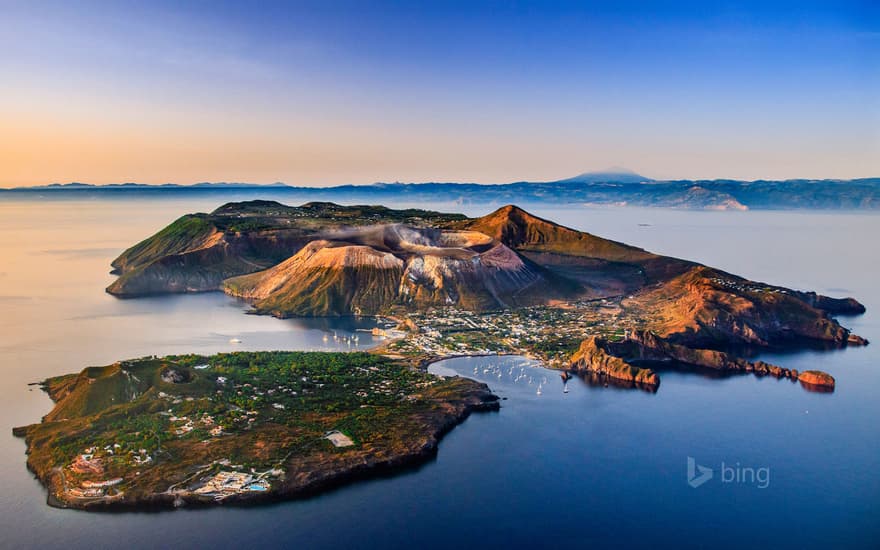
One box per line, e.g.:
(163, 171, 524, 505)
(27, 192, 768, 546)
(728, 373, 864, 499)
(111, 215, 219, 273)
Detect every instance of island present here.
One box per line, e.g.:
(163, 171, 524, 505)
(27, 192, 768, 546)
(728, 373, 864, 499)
(107, 200, 865, 389)
(16, 200, 868, 510)
(13, 352, 498, 510)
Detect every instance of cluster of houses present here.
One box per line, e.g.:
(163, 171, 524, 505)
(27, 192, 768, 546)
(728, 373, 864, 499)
(393, 302, 644, 361)
(709, 277, 788, 296)
(169, 412, 229, 437)
(67, 442, 159, 499)
(67, 449, 126, 499)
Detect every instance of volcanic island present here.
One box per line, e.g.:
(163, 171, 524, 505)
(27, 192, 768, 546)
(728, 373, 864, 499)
(15, 201, 868, 509)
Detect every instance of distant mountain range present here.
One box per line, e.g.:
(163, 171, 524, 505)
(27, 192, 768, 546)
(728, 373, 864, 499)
(4, 170, 880, 210)
(26, 181, 291, 189)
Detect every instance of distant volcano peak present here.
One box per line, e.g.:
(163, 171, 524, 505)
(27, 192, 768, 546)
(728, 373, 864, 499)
(554, 168, 652, 184)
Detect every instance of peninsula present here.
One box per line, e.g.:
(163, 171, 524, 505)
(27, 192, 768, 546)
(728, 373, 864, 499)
(14, 352, 498, 510)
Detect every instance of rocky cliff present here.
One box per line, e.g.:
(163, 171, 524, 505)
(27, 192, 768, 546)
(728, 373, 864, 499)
(569, 337, 660, 386)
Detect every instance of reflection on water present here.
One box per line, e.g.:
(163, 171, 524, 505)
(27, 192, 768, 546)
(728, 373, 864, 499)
(430, 356, 565, 398)
(571, 370, 659, 393)
(436, 354, 843, 396)
(799, 380, 835, 394)
(643, 360, 839, 394)
(430, 356, 662, 396)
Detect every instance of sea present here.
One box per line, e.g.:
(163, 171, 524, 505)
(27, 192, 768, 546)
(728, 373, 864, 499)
(0, 194, 877, 549)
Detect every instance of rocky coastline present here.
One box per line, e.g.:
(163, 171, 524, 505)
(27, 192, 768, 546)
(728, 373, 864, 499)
(569, 330, 850, 390)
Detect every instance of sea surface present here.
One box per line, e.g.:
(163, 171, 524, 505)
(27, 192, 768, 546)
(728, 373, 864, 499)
(0, 196, 877, 549)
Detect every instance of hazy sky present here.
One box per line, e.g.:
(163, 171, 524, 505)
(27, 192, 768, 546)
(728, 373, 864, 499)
(1, 0, 877, 186)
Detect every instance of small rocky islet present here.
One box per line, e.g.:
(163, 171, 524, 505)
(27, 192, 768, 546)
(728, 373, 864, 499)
(16, 201, 867, 509)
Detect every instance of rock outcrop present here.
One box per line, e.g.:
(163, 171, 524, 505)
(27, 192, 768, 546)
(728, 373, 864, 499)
(798, 370, 836, 389)
(570, 330, 821, 388)
(569, 337, 660, 386)
(791, 291, 866, 315)
(616, 330, 799, 379)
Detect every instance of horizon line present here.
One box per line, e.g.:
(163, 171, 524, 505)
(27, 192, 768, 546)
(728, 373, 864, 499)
(4, 174, 880, 191)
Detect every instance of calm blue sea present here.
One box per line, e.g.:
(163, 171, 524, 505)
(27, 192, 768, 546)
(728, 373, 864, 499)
(0, 197, 876, 549)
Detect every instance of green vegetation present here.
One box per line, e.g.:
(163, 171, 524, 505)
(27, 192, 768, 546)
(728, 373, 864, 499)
(14, 351, 496, 509)
(111, 214, 216, 272)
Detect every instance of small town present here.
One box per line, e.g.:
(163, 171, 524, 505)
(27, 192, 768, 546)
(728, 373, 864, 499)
(386, 299, 645, 366)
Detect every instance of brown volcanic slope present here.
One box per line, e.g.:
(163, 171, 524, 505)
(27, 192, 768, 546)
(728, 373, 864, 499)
(465, 206, 865, 348)
(464, 205, 653, 261)
(224, 240, 406, 317)
(224, 225, 566, 316)
(462, 205, 694, 295)
(625, 265, 866, 348)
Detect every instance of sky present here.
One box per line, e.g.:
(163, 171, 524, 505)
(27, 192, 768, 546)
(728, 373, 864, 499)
(0, 0, 877, 186)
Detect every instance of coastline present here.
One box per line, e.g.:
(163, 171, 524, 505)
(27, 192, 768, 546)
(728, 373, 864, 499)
(14, 355, 500, 513)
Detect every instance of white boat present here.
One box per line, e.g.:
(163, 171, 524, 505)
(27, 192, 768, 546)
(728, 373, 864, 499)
(536, 384, 543, 395)
(229, 338, 242, 344)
